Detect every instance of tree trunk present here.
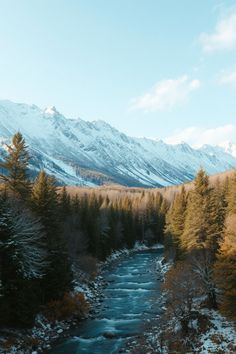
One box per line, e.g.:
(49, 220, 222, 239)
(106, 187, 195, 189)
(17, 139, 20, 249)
(208, 290, 217, 309)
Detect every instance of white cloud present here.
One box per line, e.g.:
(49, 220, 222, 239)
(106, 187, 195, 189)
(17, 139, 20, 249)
(219, 69, 236, 88)
(199, 11, 236, 52)
(164, 124, 236, 147)
(129, 76, 200, 112)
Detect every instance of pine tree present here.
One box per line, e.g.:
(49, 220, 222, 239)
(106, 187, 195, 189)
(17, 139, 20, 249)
(98, 206, 111, 260)
(205, 185, 225, 255)
(158, 198, 169, 243)
(72, 193, 80, 213)
(59, 186, 71, 219)
(31, 170, 72, 302)
(121, 196, 135, 248)
(0, 132, 31, 200)
(108, 204, 123, 250)
(165, 186, 187, 260)
(181, 169, 219, 307)
(181, 169, 211, 250)
(0, 196, 46, 325)
(86, 193, 100, 256)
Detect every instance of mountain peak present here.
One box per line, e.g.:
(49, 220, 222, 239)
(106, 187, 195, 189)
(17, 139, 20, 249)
(44, 106, 59, 116)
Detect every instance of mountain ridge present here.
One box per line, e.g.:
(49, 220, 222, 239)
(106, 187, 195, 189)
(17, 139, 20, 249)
(0, 99, 236, 187)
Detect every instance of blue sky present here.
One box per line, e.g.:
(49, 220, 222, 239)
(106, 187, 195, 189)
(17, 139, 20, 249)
(0, 0, 236, 145)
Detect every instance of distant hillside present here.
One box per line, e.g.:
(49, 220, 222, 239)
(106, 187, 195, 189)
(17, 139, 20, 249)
(65, 168, 236, 204)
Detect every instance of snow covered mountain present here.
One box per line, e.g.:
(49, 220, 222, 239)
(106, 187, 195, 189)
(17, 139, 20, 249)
(0, 100, 236, 187)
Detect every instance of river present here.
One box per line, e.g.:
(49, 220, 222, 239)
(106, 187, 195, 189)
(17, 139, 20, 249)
(50, 248, 163, 354)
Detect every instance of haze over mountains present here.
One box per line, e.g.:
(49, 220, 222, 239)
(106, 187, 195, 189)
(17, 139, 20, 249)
(0, 100, 236, 187)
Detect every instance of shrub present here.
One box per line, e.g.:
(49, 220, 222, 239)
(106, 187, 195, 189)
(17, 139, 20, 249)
(44, 292, 89, 321)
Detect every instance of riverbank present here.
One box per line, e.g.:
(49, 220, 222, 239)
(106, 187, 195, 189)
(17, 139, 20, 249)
(49, 246, 164, 353)
(124, 258, 236, 354)
(126, 306, 236, 353)
(0, 243, 163, 354)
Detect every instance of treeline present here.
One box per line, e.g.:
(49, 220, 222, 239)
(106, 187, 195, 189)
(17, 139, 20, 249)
(163, 168, 236, 340)
(0, 132, 167, 327)
(62, 186, 168, 262)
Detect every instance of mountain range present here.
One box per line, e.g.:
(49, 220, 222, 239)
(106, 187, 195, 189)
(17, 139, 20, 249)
(0, 100, 236, 187)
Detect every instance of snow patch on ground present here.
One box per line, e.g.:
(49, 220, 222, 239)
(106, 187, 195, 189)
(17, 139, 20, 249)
(198, 309, 236, 354)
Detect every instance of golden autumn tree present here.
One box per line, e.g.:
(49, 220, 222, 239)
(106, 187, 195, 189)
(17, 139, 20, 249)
(215, 215, 236, 319)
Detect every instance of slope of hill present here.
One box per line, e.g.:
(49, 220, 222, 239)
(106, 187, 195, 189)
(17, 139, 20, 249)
(0, 100, 236, 187)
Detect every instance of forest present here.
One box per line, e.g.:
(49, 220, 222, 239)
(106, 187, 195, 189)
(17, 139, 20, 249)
(0, 132, 235, 352)
(0, 132, 167, 327)
(160, 167, 236, 351)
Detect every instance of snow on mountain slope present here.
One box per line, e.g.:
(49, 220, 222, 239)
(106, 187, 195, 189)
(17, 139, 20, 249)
(218, 141, 236, 158)
(0, 100, 236, 187)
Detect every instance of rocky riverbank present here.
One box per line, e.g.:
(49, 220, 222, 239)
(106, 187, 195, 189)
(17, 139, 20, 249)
(0, 243, 163, 354)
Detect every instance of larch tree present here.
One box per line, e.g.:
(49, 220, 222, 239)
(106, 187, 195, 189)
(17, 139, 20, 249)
(214, 212, 236, 319)
(181, 169, 211, 251)
(226, 170, 236, 215)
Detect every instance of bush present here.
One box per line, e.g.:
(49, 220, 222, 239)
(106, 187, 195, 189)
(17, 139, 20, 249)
(44, 292, 89, 321)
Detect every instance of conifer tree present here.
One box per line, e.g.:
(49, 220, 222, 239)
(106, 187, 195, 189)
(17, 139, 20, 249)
(72, 193, 80, 213)
(31, 170, 72, 302)
(158, 198, 169, 243)
(0, 132, 31, 200)
(59, 186, 71, 219)
(181, 169, 211, 250)
(181, 169, 219, 307)
(206, 185, 225, 255)
(0, 196, 46, 325)
(86, 193, 100, 256)
(226, 170, 236, 214)
(165, 186, 187, 260)
(121, 196, 135, 248)
(214, 214, 236, 319)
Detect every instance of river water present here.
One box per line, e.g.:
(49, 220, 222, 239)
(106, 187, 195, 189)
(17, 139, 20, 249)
(50, 248, 163, 354)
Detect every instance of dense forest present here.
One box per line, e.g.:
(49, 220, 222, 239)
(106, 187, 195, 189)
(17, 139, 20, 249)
(0, 132, 235, 353)
(0, 132, 167, 327)
(161, 168, 236, 351)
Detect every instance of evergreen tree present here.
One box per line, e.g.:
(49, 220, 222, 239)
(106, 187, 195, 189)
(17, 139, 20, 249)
(59, 186, 71, 219)
(206, 185, 225, 255)
(181, 169, 211, 250)
(165, 186, 187, 260)
(0, 196, 46, 326)
(98, 206, 111, 260)
(121, 197, 135, 248)
(180, 169, 220, 307)
(72, 193, 80, 213)
(158, 198, 169, 243)
(31, 170, 72, 302)
(0, 132, 31, 200)
(86, 193, 100, 256)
